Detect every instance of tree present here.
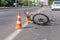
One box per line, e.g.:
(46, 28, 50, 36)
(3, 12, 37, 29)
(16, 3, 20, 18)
(5, 0, 15, 7)
(23, 0, 28, 6)
(28, 1, 33, 6)
(19, 0, 28, 6)
(48, 0, 53, 6)
(19, 0, 24, 6)
(0, 0, 8, 6)
(0, 0, 15, 7)
(0, 0, 2, 6)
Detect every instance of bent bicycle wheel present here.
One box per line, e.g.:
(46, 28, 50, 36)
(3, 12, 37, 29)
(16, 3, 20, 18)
(32, 14, 50, 25)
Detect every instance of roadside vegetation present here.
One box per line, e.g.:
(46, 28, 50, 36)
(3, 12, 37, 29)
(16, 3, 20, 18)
(48, 0, 53, 6)
(0, 0, 33, 7)
(0, 0, 53, 7)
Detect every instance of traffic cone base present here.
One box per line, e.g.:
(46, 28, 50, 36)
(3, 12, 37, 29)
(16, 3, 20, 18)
(16, 24, 23, 29)
(25, 17, 30, 23)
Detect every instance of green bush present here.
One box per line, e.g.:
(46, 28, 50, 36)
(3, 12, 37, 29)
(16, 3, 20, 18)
(0, 0, 15, 7)
(48, 0, 53, 6)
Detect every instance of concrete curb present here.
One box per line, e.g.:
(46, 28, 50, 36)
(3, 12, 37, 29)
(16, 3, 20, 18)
(0, 7, 24, 9)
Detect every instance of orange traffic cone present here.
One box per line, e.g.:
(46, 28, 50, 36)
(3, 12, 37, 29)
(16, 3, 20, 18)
(16, 12, 23, 29)
(25, 11, 30, 23)
(26, 11, 29, 16)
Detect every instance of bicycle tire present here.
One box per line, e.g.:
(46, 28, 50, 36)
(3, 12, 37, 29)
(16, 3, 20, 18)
(32, 14, 50, 25)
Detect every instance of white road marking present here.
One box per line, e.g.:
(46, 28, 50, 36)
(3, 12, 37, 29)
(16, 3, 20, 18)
(43, 39, 47, 40)
(4, 29, 22, 40)
(4, 22, 28, 40)
(22, 22, 28, 27)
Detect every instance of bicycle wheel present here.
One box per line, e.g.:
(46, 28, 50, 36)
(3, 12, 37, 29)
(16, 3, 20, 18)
(32, 14, 50, 25)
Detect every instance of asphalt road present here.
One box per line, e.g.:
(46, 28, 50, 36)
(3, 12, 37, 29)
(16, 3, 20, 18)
(0, 7, 40, 40)
(0, 6, 60, 40)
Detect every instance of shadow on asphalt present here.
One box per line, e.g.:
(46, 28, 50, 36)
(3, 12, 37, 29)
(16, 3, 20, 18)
(24, 26, 34, 28)
(24, 22, 60, 29)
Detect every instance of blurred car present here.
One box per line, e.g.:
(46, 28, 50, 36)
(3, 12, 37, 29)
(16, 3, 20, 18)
(51, 1, 60, 10)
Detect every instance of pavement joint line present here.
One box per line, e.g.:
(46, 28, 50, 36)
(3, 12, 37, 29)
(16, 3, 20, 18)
(4, 22, 28, 40)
